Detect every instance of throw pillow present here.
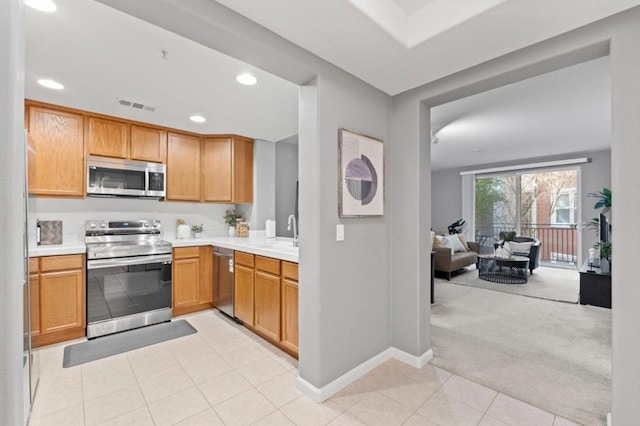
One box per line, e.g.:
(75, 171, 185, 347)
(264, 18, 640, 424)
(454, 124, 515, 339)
(433, 233, 443, 249)
(509, 241, 534, 255)
(442, 235, 466, 253)
(457, 234, 470, 251)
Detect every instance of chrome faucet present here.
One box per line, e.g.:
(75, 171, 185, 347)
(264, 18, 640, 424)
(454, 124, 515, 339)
(287, 214, 299, 247)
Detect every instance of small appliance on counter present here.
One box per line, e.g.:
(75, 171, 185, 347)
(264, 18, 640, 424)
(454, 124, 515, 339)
(176, 224, 191, 239)
(265, 219, 276, 238)
(36, 219, 63, 245)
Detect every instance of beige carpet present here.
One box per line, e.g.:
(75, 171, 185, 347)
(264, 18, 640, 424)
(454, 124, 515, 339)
(445, 265, 579, 303)
(430, 282, 611, 425)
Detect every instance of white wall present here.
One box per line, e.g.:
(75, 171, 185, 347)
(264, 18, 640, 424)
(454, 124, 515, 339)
(30, 198, 233, 242)
(430, 168, 462, 234)
(275, 138, 298, 237)
(0, 0, 26, 424)
(237, 140, 276, 231)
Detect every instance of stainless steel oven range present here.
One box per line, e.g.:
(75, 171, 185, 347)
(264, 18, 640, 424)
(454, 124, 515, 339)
(85, 220, 172, 339)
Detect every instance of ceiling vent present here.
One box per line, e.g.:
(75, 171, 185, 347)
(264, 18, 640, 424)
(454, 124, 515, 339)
(117, 99, 156, 112)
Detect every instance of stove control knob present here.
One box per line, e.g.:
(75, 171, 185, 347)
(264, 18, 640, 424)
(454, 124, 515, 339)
(89, 223, 97, 229)
(100, 223, 107, 229)
(151, 220, 159, 228)
(143, 222, 150, 228)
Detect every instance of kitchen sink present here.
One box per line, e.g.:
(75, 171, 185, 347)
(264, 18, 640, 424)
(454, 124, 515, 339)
(249, 241, 298, 253)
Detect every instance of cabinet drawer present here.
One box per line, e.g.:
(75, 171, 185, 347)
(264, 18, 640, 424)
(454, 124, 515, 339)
(282, 262, 298, 281)
(256, 256, 280, 275)
(40, 255, 84, 272)
(174, 247, 201, 259)
(29, 258, 39, 274)
(235, 251, 255, 268)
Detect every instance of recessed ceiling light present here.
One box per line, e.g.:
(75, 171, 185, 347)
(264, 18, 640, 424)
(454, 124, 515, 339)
(26, 0, 57, 12)
(37, 79, 64, 90)
(190, 115, 206, 123)
(472, 148, 482, 152)
(236, 73, 257, 86)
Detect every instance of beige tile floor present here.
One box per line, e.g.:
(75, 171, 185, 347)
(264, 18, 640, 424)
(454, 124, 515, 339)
(28, 310, 582, 425)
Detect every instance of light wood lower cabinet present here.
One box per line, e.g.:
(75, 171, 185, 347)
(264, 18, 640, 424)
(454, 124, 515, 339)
(172, 246, 213, 316)
(31, 254, 86, 348)
(234, 255, 255, 326)
(254, 269, 281, 342)
(281, 262, 299, 356)
(234, 251, 298, 357)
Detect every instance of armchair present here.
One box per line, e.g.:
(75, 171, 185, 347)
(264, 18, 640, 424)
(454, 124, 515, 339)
(494, 237, 541, 274)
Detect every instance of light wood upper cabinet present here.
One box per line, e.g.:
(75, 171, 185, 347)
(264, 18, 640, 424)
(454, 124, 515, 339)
(172, 246, 213, 316)
(202, 136, 253, 203)
(87, 116, 129, 159)
(166, 132, 201, 201)
(202, 137, 232, 202)
(130, 125, 167, 163)
(27, 105, 85, 197)
(34, 254, 86, 347)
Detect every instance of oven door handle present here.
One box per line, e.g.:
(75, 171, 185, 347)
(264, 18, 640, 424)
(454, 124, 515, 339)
(87, 254, 173, 270)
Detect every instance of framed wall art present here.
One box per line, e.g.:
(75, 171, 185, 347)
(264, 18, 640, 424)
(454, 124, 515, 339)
(338, 128, 384, 217)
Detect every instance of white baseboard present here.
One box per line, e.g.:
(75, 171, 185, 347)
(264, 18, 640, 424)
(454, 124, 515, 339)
(297, 346, 433, 402)
(392, 347, 433, 368)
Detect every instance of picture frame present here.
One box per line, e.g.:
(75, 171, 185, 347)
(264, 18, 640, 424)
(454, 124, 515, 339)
(338, 128, 384, 217)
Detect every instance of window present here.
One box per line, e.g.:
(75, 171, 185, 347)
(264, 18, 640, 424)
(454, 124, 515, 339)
(551, 188, 576, 225)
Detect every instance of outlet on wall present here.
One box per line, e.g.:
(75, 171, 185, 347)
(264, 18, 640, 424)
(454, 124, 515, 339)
(336, 224, 344, 241)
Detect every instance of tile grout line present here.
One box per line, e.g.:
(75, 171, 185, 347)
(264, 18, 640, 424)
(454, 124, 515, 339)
(477, 390, 501, 425)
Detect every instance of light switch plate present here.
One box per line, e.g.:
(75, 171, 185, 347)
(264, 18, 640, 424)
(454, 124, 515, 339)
(336, 224, 344, 241)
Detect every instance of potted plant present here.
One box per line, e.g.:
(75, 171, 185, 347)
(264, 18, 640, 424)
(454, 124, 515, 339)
(587, 187, 612, 213)
(594, 241, 612, 273)
(191, 224, 204, 238)
(224, 209, 241, 237)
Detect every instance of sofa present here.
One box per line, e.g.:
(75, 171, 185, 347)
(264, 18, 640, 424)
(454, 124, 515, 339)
(434, 240, 480, 280)
(494, 236, 541, 275)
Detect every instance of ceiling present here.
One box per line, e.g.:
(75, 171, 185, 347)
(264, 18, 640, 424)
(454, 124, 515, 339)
(25, 0, 299, 142)
(215, 0, 640, 95)
(430, 56, 611, 171)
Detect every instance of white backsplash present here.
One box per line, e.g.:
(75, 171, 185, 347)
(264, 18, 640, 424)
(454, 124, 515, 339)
(28, 196, 236, 246)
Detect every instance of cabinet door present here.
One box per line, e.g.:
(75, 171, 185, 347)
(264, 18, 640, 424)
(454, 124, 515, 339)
(234, 264, 255, 325)
(254, 270, 281, 342)
(173, 257, 200, 312)
(167, 132, 201, 201)
(202, 137, 232, 202)
(232, 137, 254, 203)
(27, 106, 85, 197)
(30, 274, 40, 338)
(130, 125, 167, 163)
(39, 269, 85, 335)
(198, 246, 213, 305)
(281, 278, 299, 355)
(87, 116, 129, 158)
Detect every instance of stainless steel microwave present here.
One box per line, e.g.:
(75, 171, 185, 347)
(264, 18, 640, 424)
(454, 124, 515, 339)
(87, 155, 166, 199)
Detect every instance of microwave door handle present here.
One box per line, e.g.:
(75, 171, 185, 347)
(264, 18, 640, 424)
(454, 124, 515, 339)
(145, 168, 149, 195)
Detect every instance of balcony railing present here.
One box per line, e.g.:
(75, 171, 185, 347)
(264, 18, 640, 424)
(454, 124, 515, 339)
(475, 223, 578, 266)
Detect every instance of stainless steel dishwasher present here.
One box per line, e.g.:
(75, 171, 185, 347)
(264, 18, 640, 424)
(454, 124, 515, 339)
(212, 247, 235, 319)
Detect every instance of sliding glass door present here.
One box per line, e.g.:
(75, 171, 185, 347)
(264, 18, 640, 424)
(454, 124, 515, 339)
(474, 168, 579, 266)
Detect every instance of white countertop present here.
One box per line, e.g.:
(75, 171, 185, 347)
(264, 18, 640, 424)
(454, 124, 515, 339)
(29, 234, 299, 263)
